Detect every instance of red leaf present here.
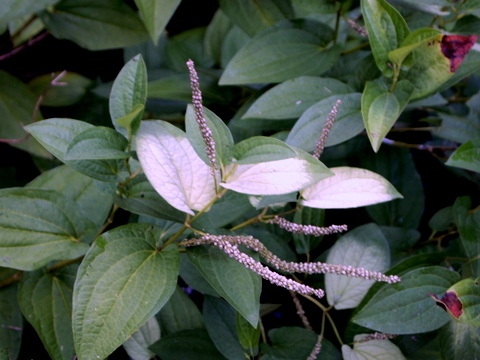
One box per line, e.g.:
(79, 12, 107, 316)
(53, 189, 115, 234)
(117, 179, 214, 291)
(440, 35, 478, 72)
(429, 291, 463, 318)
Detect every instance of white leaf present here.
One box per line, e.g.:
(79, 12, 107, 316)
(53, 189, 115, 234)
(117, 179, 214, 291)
(301, 166, 403, 209)
(136, 121, 216, 215)
(221, 157, 329, 195)
(342, 334, 407, 360)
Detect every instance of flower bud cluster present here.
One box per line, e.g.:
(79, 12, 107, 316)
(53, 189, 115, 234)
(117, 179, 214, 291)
(186, 59, 217, 169)
(268, 216, 348, 236)
(307, 335, 323, 360)
(313, 99, 342, 159)
(356, 332, 398, 343)
(184, 234, 325, 298)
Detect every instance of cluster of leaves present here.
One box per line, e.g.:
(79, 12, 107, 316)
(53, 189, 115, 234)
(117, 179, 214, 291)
(1, 0, 480, 360)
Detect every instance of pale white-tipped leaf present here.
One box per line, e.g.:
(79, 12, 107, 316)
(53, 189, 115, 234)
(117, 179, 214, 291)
(136, 120, 216, 215)
(301, 166, 403, 209)
(342, 334, 406, 360)
(221, 157, 331, 196)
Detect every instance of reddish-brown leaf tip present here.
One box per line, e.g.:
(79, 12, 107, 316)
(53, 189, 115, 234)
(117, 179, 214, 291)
(440, 35, 478, 72)
(429, 291, 463, 318)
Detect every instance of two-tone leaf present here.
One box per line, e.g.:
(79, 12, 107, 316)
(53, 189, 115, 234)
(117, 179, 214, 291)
(301, 167, 403, 209)
(136, 120, 217, 215)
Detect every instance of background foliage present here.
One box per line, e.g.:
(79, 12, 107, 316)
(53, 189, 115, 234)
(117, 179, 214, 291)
(1, 0, 480, 359)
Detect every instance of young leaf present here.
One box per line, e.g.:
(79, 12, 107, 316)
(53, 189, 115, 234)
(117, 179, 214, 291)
(18, 265, 78, 360)
(236, 312, 260, 355)
(301, 167, 403, 209)
(325, 223, 391, 309)
(361, 0, 410, 77)
(203, 296, 246, 360)
(342, 334, 406, 360)
(136, 120, 217, 215)
(72, 223, 179, 360)
(352, 266, 459, 334)
(150, 328, 227, 360)
(122, 316, 160, 360)
(0, 188, 93, 271)
(187, 245, 261, 327)
(286, 93, 364, 152)
(39, 0, 149, 50)
(134, 0, 181, 45)
(362, 79, 414, 152)
(109, 54, 147, 136)
(64, 127, 130, 160)
(446, 138, 480, 172)
(185, 105, 234, 168)
(219, 19, 341, 85)
(242, 76, 354, 120)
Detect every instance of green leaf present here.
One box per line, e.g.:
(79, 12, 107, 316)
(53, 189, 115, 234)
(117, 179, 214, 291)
(362, 79, 414, 152)
(0, 70, 51, 158)
(150, 328, 227, 360)
(301, 167, 403, 209)
(446, 138, 480, 172)
(165, 28, 215, 72)
(122, 316, 160, 360)
(242, 76, 354, 120)
(157, 286, 204, 335)
(65, 127, 130, 160)
(439, 320, 480, 360)
(25, 119, 126, 182)
(203, 296, 246, 360)
(0, 283, 22, 360)
(109, 54, 147, 137)
(25, 118, 93, 160)
(28, 71, 93, 107)
(134, 0, 181, 45)
(352, 266, 459, 334)
(187, 245, 261, 327)
(27, 165, 113, 229)
(236, 312, 260, 355)
(179, 254, 218, 297)
(362, 147, 424, 229)
(0, 188, 93, 271)
(325, 223, 391, 309)
(342, 334, 406, 360)
(116, 104, 145, 137)
(286, 93, 364, 151)
(72, 223, 179, 360)
(218, 0, 294, 36)
(186, 105, 234, 168)
(114, 173, 186, 223)
(361, 0, 410, 77)
(222, 145, 333, 196)
(18, 264, 78, 360)
(219, 19, 341, 85)
(453, 197, 480, 277)
(40, 0, 148, 50)
(136, 120, 217, 215)
(0, 0, 58, 27)
(233, 136, 297, 165)
(204, 9, 233, 64)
